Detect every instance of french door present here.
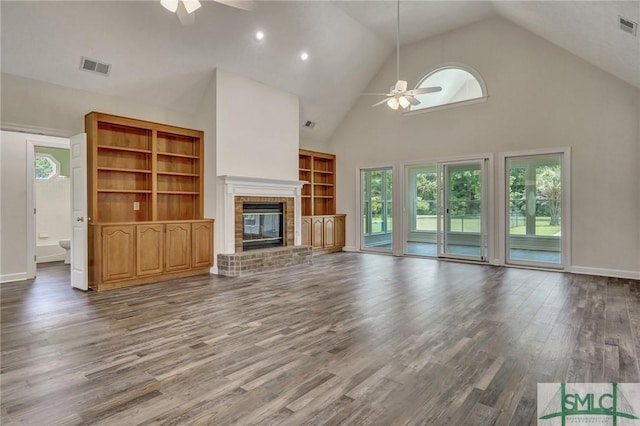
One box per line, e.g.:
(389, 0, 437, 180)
(504, 152, 567, 269)
(405, 158, 489, 261)
(438, 160, 488, 261)
(361, 168, 393, 252)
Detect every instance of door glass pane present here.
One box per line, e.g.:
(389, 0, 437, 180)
(507, 155, 562, 265)
(362, 168, 393, 251)
(442, 163, 484, 259)
(406, 165, 437, 256)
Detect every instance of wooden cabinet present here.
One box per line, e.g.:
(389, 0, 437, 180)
(192, 221, 213, 268)
(101, 225, 136, 282)
(299, 149, 346, 254)
(323, 216, 335, 249)
(165, 223, 191, 272)
(86, 110, 213, 291)
(89, 220, 213, 291)
(334, 215, 345, 248)
(301, 217, 312, 246)
(137, 224, 164, 276)
(300, 215, 346, 254)
(312, 217, 325, 249)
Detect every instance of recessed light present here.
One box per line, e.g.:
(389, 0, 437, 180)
(255, 31, 264, 40)
(300, 52, 309, 61)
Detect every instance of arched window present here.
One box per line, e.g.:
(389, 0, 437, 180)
(408, 64, 487, 113)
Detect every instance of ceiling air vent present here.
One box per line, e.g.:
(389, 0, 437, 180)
(303, 120, 316, 129)
(80, 57, 111, 76)
(619, 16, 638, 36)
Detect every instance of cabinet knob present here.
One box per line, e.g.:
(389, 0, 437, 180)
(76, 217, 84, 222)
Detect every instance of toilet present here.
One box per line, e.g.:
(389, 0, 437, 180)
(59, 239, 71, 264)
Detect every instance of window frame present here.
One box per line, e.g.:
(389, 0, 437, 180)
(404, 63, 488, 116)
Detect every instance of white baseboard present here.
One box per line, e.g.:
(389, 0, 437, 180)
(0, 272, 32, 283)
(37, 253, 66, 263)
(342, 246, 359, 252)
(570, 266, 640, 280)
(211, 266, 219, 275)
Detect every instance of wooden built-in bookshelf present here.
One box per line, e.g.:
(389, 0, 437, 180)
(85, 112, 212, 290)
(298, 149, 344, 253)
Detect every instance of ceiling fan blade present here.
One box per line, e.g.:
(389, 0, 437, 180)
(160, 0, 179, 12)
(372, 97, 391, 107)
(394, 80, 408, 92)
(409, 86, 442, 95)
(183, 0, 202, 14)
(213, 0, 257, 11)
(176, 4, 196, 25)
(406, 95, 421, 106)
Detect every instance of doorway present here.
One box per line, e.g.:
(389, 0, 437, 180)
(26, 136, 71, 278)
(361, 167, 393, 252)
(405, 157, 490, 262)
(502, 150, 569, 269)
(439, 160, 488, 261)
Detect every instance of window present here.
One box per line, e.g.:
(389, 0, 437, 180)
(35, 154, 60, 180)
(409, 65, 486, 112)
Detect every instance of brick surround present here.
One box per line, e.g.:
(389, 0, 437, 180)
(217, 246, 312, 277)
(234, 196, 294, 252)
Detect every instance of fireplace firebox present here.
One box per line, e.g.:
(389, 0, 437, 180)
(242, 202, 284, 251)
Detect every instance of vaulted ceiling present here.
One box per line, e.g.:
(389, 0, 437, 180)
(1, 1, 638, 142)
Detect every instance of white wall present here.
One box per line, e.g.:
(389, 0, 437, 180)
(216, 69, 299, 181)
(300, 138, 330, 154)
(35, 176, 71, 262)
(328, 17, 640, 278)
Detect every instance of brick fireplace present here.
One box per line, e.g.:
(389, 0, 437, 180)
(217, 176, 311, 276)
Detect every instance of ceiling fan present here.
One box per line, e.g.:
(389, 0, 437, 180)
(363, 0, 442, 110)
(161, 0, 256, 26)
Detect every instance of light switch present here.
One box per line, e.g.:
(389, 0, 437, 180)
(133, 202, 140, 211)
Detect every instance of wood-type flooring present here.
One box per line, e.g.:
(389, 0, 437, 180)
(2, 253, 639, 425)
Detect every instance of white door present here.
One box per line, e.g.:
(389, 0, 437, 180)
(70, 133, 88, 290)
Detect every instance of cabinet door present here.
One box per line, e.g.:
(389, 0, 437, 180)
(192, 221, 213, 268)
(312, 217, 324, 248)
(137, 224, 164, 276)
(301, 217, 312, 246)
(165, 223, 191, 272)
(323, 217, 335, 248)
(334, 215, 346, 248)
(102, 225, 136, 282)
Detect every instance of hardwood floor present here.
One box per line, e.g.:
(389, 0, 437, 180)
(2, 254, 639, 425)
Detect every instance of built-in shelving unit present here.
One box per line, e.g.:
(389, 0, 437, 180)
(85, 112, 212, 291)
(299, 149, 344, 253)
(299, 149, 335, 216)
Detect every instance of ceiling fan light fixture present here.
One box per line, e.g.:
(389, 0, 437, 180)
(398, 96, 411, 109)
(183, 0, 202, 14)
(387, 97, 400, 110)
